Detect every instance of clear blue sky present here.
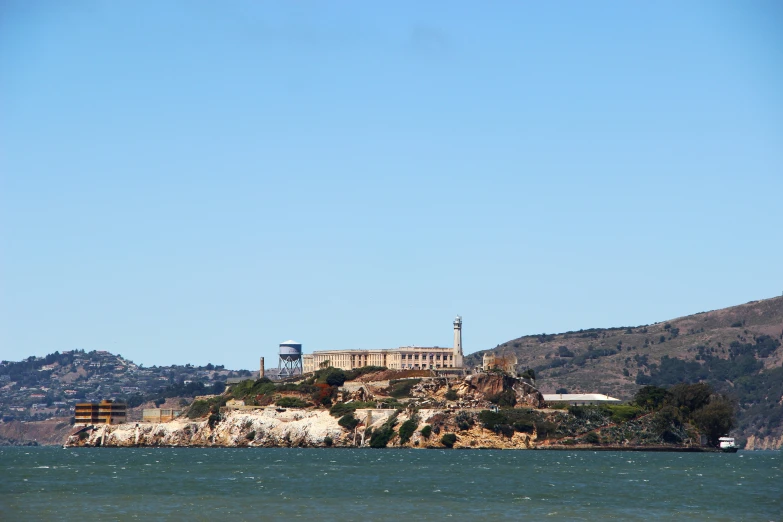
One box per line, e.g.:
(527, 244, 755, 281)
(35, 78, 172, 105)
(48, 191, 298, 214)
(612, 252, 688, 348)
(2, 1, 781, 370)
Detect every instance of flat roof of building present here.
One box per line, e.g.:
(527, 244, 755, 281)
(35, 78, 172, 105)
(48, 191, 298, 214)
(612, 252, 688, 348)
(307, 346, 454, 355)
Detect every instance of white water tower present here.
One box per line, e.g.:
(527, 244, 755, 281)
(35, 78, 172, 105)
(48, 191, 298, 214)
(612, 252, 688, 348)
(278, 340, 303, 378)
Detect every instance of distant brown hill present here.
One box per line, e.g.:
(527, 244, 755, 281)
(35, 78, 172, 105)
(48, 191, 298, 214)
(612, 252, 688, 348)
(466, 296, 783, 448)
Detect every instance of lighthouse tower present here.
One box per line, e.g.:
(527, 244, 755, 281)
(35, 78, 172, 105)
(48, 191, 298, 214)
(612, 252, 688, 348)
(453, 315, 463, 368)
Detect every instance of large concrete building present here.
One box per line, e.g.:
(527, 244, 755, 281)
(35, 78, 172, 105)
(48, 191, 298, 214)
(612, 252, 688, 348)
(302, 316, 464, 373)
(74, 400, 126, 425)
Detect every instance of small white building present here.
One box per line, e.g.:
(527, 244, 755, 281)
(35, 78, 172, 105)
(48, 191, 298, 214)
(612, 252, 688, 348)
(543, 393, 621, 406)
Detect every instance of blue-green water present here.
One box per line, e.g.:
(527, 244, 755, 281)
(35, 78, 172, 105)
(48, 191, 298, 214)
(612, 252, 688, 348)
(1, 447, 779, 521)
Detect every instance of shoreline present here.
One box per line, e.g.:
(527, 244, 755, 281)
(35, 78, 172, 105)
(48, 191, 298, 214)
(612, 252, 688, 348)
(60, 441, 723, 452)
(534, 445, 719, 452)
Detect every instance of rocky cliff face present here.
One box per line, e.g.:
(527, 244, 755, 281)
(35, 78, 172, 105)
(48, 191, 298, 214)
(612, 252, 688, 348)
(408, 373, 545, 409)
(744, 434, 783, 451)
(65, 407, 539, 450)
(67, 409, 346, 448)
(461, 373, 545, 408)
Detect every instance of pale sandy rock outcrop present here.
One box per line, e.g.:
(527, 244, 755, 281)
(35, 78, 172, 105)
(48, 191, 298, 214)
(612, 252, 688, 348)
(68, 409, 349, 448)
(66, 406, 543, 449)
(745, 434, 783, 450)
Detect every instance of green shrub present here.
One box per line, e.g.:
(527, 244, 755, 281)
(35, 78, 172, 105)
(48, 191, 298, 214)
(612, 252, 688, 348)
(313, 367, 348, 386)
(388, 379, 421, 398)
(634, 385, 671, 410)
(584, 432, 600, 444)
(187, 396, 228, 419)
(691, 395, 735, 447)
(323, 436, 333, 447)
(669, 383, 712, 414)
(343, 366, 387, 381)
(568, 405, 587, 418)
(455, 411, 474, 431)
(445, 389, 458, 401)
(535, 420, 558, 439)
(329, 402, 354, 417)
(369, 427, 395, 448)
(338, 413, 359, 431)
(604, 404, 643, 423)
(440, 433, 457, 448)
(398, 418, 418, 445)
(513, 419, 535, 433)
(275, 397, 309, 408)
(478, 410, 506, 431)
(245, 431, 256, 440)
(368, 412, 399, 448)
(378, 398, 406, 409)
(208, 413, 221, 428)
(420, 425, 432, 438)
(329, 401, 376, 417)
(232, 378, 277, 400)
(325, 370, 347, 387)
(187, 400, 210, 419)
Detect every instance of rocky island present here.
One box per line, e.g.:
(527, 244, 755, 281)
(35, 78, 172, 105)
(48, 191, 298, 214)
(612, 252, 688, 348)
(66, 368, 731, 450)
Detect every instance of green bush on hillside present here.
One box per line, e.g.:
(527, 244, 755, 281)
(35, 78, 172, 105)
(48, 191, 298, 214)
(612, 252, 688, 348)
(231, 378, 276, 400)
(187, 396, 227, 419)
(187, 400, 211, 419)
(369, 427, 395, 448)
(535, 420, 558, 439)
(275, 397, 309, 408)
(604, 404, 643, 423)
(478, 410, 506, 431)
(634, 386, 670, 410)
(387, 379, 421, 398)
(398, 418, 418, 445)
(329, 401, 376, 417)
(338, 413, 359, 431)
(344, 366, 387, 380)
(440, 433, 457, 448)
(455, 411, 474, 431)
(584, 432, 600, 444)
(692, 395, 735, 447)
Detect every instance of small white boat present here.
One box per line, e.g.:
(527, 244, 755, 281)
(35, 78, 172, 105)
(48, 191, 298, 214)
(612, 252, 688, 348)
(718, 436, 738, 453)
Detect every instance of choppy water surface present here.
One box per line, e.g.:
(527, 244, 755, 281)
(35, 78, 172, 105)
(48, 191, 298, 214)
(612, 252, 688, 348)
(0, 447, 779, 521)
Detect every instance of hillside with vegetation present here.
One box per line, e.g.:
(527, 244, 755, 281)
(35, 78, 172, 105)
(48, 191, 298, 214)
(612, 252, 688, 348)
(466, 296, 783, 448)
(0, 350, 246, 424)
